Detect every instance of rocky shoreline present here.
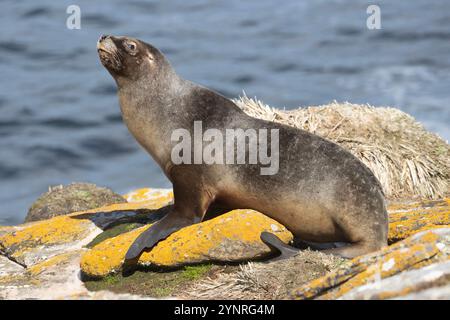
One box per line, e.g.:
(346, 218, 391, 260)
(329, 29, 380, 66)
(0, 187, 448, 299)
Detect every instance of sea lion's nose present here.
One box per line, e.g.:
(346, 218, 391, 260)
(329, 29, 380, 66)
(98, 34, 109, 43)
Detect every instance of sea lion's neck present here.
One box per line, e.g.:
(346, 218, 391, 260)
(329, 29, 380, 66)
(116, 72, 191, 176)
(118, 71, 184, 107)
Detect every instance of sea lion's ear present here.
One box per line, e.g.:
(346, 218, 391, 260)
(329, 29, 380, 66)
(146, 52, 155, 63)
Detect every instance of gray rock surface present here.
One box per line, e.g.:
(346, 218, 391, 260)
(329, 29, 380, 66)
(339, 260, 450, 300)
(25, 183, 127, 222)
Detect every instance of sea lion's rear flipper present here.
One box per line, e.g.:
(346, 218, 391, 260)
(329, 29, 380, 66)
(260, 231, 300, 262)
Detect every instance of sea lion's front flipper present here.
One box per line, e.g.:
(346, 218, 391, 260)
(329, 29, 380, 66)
(125, 177, 214, 261)
(125, 213, 190, 260)
(260, 231, 300, 262)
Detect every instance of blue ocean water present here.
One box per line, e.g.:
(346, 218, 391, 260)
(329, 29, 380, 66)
(0, 0, 449, 225)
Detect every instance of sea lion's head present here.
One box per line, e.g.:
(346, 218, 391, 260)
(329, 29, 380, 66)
(97, 35, 169, 83)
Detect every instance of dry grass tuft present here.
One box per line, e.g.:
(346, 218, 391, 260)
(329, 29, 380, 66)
(182, 250, 345, 300)
(234, 95, 449, 200)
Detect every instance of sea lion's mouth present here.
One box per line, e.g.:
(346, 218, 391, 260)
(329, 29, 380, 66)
(97, 47, 112, 55)
(97, 47, 113, 62)
(97, 36, 123, 71)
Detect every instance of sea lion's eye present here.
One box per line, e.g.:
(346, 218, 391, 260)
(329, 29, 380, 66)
(125, 41, 137, 52)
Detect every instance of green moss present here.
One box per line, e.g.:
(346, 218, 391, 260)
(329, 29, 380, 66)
(152, 286, 173, 297)
(84, 264, 227, 298)
(75, 190, 92, 199)
(103, 274, 120, 285)
(181, 264, 212, 280)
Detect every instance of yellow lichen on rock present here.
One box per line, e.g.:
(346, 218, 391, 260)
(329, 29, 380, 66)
(123, 188, 174, 205)
(338, 260, 450, 300)
(287, 262, 364, 300)
(80, 225, 150, 277)
(320, 242, 440, 299)
(387, 198, 450, 213)
(0, 226, 14, 237)
(69, 198, 171, 215)
(80, 209, 293, 278)
(291, 199, 450, 300)
(2, 186, 449, 299)
(0, 216, 93, 258)
(27, 252, 78, 276)
(387, 198, 450, 243)
(291, 228, 448, 300)
(61, 187, 173, 217)
(142, 210, 292, 265)
(0, 189, 174, 267)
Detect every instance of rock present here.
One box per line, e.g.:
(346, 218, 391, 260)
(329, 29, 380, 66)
(25, 182, 127, 223)
(291, 228, 450, 300)
(0, 189, 174, 267)
(1, 187, 449, 299)
(124, 188, 174, 204)
(0, 188, 173, 299)
(0, 250, 150, 299)
(388, 198, 450, 243)
(392, 284, 450, 300)
(0, 215, 98, 266)
(338, 260, 450, 300)
(0, 255, 23, 277)
(80, 209, 293, 278)
(0, 225, 14, 237)
(0, 187, 292, 297)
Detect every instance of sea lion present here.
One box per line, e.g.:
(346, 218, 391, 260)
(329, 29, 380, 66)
(97, 35, 388, 261)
